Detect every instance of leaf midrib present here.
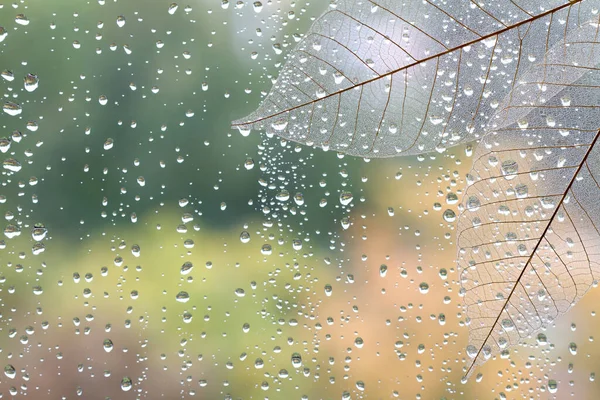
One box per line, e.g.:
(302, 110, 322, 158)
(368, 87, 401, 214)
(232, 0, 582, 127)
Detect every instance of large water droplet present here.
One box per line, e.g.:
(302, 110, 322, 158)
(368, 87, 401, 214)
(120, 376, 132, 391)
(24, 74, 39, 92)
(3, 102, 22, 116)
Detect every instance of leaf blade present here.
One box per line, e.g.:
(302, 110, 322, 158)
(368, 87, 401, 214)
(232, 0, 584, 157)
(458, 17, 600, 374)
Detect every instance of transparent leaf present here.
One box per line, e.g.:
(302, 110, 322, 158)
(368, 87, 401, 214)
(458, 18, 600, 375)
(233, 0, 594, 158)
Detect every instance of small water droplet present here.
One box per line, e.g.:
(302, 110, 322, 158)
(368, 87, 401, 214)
(175, 291, 190, 303)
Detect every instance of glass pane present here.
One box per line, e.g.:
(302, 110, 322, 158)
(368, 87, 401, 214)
(1, 1, 598, 399)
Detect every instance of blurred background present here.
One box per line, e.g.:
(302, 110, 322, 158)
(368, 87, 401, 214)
(0, 0, 599, 398)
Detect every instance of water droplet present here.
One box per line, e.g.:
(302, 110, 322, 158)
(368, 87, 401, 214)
(240, 231, 250, 243)
(548, 379, 558, 394)
(501, 318, 514, 331)
(104, 138, 114, 150)
(15, 14, 30, 26)
(429, 115, 443, 125)
(276, 190, 290, 201)
(103, 339, 114, 352)
(379, 264, 388, 277)
(253, 1, 263, 13)
(168, 3, 178, 14)
(439, 268, 447, 279)
(339, 191, 353, 206)
(1, 69, 14, 81)
(261, 244, 272, 255)
(4, 364, 16, 379)
(501, 159, 518, 180)
(446, 192, 458, 205)
(482, 35, 497, 48)
(175, 291, 190, 303)
(517, 119, 528, 130)
(271, 119, 288, 131)
(116, 16, 126, 27)
(244, 157, 254, 170)
(443, 209, 456, 222)
(3, 158, 22, 172)
(515, 184, 528, 199)
(180, 261, 193, 275)
(354, 337, 364, 348)
(291, 352, 302, 368)
(292, 239, 302, 251)
(418, 282, 429, 294)
(294, 192, 304, 206)
(235, 288, 245, 297)
(569, 342, 577, 355)
(536, 333, 547, 345)
(24, 74, 39, 92)
(120, 376, 132, 391)
(3, 102, 22, 116)
(324, 284, 333, 296)
(466, 195, 480, 212)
